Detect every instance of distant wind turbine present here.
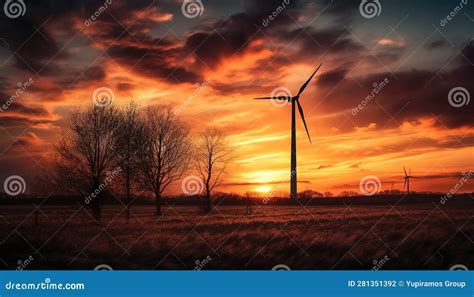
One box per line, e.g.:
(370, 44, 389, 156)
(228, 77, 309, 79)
(403, 166, 418, 195)
(254, 64, 322, 202)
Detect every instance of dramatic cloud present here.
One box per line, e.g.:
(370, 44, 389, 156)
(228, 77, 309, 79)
(0, 0, 473, 194)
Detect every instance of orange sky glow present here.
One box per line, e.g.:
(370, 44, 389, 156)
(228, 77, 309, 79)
(0, 0, 473, 197)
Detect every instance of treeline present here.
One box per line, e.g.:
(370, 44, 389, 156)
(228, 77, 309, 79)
(37, 103, 231, 222)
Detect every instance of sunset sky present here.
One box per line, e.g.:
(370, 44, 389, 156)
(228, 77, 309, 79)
(0, 0, 473, 196)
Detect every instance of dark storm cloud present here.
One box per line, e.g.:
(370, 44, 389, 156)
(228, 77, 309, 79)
(318, 67, 349, 86)
(1, 0, 471, 135)
(0, 116, 53, 128)
(0, 17, 61, 73)
(82, 66, 106, 82)
(184, 0, 306, 70)
(425, 40, 449, 49)
(10, 132, 43, 148)
(0, 0, 174, 81)
(317, 41, 474, 130)
(116, 82, 136, 91)
(211, 77, 272, 95)
(199, 2, 365, 95)
(106, 44, 201, 83)
(184, 13, 264, 69)
(0, 0, 113, 73)
(78, 2, 203, 84)
(0, 101, 50, 117)
(459, 42, 474, 65)
(0, 80, 50, 116)
(0, 0, 365, 89)
(276, 26, 364, 57)
(318, 0, 360, 22)
(242, 0, 299, 17)
(55, 65, 107, 88)
(185, 8, 363, 73)
(27, 83, 64, 102)
(388, 42, 473, 128)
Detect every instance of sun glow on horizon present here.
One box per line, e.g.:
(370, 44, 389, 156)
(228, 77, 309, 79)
(255, 185, 272, 194)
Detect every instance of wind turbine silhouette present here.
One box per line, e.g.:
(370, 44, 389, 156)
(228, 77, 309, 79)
(403, 166, 416, 195)
(254, 64, 322, 202)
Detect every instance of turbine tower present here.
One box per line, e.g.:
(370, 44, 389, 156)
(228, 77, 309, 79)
(403, 166, 415, 195)
(254, 64, 322, 202)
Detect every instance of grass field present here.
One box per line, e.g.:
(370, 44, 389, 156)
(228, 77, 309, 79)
(0, 202, 472, 270)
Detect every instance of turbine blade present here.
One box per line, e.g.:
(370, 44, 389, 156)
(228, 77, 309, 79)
(296, 100, 312, 144)
(296, 63, 323, 96)
(403, 166, 407, 176)
(253, 96, 288, 100)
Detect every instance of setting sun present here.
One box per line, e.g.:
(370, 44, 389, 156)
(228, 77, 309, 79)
(255, 186, 272, 194)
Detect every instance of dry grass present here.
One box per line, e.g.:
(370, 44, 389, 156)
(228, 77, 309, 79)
(0, 203, 472, 270)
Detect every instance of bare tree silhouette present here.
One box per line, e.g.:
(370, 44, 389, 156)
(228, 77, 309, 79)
(194, 128, 232, 213)
(56, 105, 120, 222)
(138, 106, 191, 216)
(114, 102, 144, 220)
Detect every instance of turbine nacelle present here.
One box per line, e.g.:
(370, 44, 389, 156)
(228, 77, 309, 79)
(253, 63, 323, 145)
